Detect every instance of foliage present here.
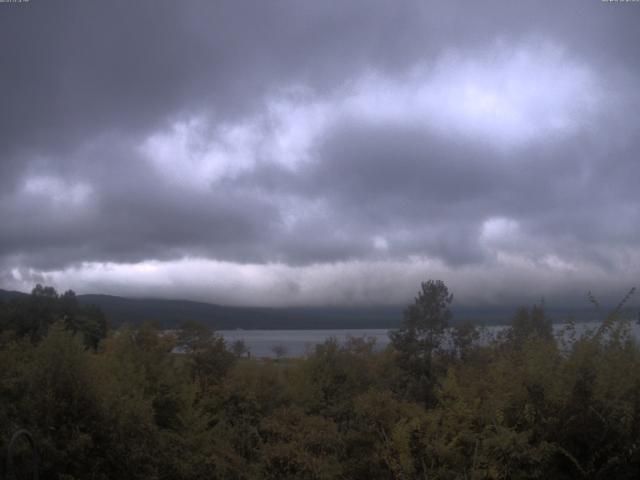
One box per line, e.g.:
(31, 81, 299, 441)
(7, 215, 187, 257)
(0, 284, 107, 347)
(389, 279, 453, 404)
(506, 303, 553, 347)
(1, 283, 640, 479)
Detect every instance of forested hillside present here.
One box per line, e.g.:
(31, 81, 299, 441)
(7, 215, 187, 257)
(0, 288, 613, 330)
(0, 288, 405, 330)
(1, 282, 640, 479)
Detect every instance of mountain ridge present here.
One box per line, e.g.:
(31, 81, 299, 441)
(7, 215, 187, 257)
(1, 288, 627, 329)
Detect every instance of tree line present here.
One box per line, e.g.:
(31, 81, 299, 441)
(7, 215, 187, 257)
(1, 281, 639, 479)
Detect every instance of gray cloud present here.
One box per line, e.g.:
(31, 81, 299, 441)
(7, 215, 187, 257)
(1, 0, 640, 306)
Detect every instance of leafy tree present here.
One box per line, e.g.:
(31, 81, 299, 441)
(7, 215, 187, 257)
(271, 344, 288, 360)
(60, 290, 108, 349)
(0, 285, 107, 348)
(178, 321, 236, 392)
(297, 337, 376, 420)
(17, 284, 59, 341)
(507, 303, 553, 347)
(451, 321, 481, 361)
(231, 339, 250, 358)
(257, 406, 343, 480)
(350, 390, 429, 479)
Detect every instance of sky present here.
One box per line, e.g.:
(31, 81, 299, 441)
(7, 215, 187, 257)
(1, 0, 639, 307)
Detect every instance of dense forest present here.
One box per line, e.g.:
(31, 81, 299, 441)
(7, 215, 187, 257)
(1, 281, 640, 479)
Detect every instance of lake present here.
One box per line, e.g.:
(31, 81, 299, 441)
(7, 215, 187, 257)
(218, 321, 640, 358)
(218, 329, 391, 358)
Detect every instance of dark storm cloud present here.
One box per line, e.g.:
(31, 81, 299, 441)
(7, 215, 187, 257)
(227, 124, 504, 264)
(0, 0, 443, 159)
(1, 0, 640, 304)
(226, 112, 640, 268)
(3, 0, 636, 160)
(0, 139, 283, 269)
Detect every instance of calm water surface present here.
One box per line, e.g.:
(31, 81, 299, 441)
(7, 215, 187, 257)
(219, 329, 391, 358)
(219, 322, 640, 358)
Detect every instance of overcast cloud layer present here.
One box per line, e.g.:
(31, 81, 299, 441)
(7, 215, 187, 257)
(1, 0, 639, 307)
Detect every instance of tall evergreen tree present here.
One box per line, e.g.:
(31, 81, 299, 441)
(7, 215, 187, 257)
(390, 279, 453, 403)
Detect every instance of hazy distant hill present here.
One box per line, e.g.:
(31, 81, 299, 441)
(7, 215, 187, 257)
(0, 289, 28, 302)
(0, 288, 627, 329)
(74, 294, 407, 329)
(0, 289, 403, 329)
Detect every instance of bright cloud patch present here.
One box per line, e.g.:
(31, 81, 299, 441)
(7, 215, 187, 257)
(141, 41, 600, 189)
(345, 41, 599, 147)
(22, 176, 92, 208)
(480, 217, 521, 247)
(141, 93, 330, 188)
(141, 118, 263, 189)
